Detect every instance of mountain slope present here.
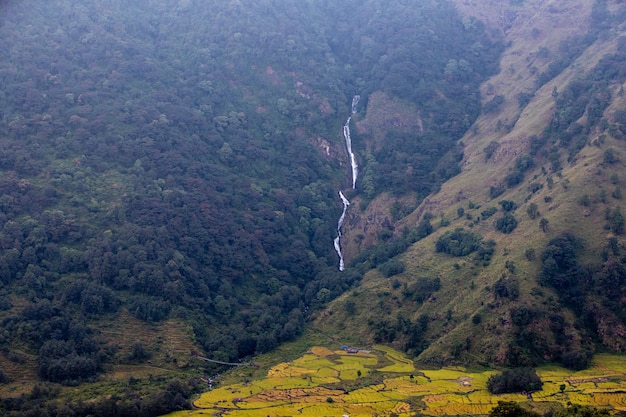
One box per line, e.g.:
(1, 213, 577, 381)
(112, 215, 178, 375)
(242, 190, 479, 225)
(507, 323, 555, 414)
(316, 0, 626, 368)
(0, 0, 505, 414)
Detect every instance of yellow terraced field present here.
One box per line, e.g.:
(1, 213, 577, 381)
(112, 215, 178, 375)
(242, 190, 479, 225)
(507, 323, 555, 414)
(165, 347, 626, 417)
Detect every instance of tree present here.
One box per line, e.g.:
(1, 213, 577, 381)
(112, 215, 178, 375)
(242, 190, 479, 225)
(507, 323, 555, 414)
(487, 368, 543, 394)
(436, 228, 482, 256)
(608, 207, 625, 234)
(378, 259, 405, 277)
(539, 218, 549, 232)
(526, 203, 539, 219)
(495, 213, 518, 234)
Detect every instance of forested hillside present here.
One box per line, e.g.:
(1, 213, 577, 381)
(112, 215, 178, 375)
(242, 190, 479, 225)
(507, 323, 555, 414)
(0, 0, 505, 414)
(318, 0, 626, 375)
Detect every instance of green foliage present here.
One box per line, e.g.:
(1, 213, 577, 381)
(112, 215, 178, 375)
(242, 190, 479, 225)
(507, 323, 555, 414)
(0, 368, 10, 384)
(493, 277, 520, 300)
(499, 200, 518, 212)
(129, 343, 151, 362)
(489, 401, 541, 417)
(606, 206, 625, 234)
(490, 185, 506, 199)
(402, 277, 441, 303)
(378, 259, 405, 278)
(555, 404, 611, 417)
(561, 349, 593, 371)
(475, 239, 497, 265)
(487, 368, 543, 394)
(536, 231, 626, 368)
(527, 203, 539, 219)
(436, 228, 483, 257)
(392, 313, 430, 355)
(484, 141, 500, 160)
(603, 148, 618, 164)
(481, 207, 498, 219)
(128, 296, 172, 322)
(510, 305, 535, 326)
(541, 33, 626, 161)
(540, 233, 585, 304)
(0, 378, 198, 417)
(484, 95, 506, 114)
(412, 216, 434, 242)
(495, 213, 518, 233)
(38, 339, 100, 384)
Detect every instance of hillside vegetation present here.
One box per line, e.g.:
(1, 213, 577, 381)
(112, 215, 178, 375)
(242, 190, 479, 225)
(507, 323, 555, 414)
(0, 0, 504, 415)
(317, 0, 626, 370)
(1, 0, 626, 415)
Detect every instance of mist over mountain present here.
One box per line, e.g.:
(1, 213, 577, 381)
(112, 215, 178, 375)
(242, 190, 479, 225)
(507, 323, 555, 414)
(0, 0, 625, 415)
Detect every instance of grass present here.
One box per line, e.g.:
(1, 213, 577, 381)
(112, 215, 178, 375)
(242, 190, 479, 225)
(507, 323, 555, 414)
(163, 346, 626, 417)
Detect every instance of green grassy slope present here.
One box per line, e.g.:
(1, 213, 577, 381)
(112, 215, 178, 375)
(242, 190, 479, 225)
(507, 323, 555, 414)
(316, 0, 626, 368)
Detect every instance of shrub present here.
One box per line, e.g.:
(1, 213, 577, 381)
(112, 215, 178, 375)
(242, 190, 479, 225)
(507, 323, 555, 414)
(128, 295, 171, 322)
(495, 213, 518, 233)
(493, 277, 519, 300)
(511, 305, 534, 326)
(481, 207, 498, 219)
(378, 259, 405, 278)
(505, 171, 524, 187)
(403, 277, 441, 303)
(436, 228, 482, 256)
(499, 200, 518, 212)
(0, 367, 9, 384)
(490, 185, 505, 198)
(475, 239, 496, 265)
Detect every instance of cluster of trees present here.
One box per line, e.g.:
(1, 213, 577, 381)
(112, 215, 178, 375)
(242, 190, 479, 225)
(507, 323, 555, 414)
(435, 227, 496, 265)
(510, 232, 626, 369)
(0, 379, 196, 417)
(487, 367, 543, 394)
(0, 0, 504, 395)
(371, 312, 430, 356)
(538, 34, 626, 166)
(436, 228, 483, 257)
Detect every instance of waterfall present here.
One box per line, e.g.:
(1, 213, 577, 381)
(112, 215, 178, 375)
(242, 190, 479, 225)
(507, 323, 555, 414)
(334, 191, 350, 271)
(334, 95, 360, 271)
(343, 118, 358, 189)
(351, 94, 360, 114)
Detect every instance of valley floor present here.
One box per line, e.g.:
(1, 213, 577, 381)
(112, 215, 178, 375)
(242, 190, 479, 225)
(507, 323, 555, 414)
(165, 345, 626, 417)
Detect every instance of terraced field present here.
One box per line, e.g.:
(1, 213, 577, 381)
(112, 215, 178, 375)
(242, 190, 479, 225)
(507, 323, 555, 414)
(167, 347, 626, 417)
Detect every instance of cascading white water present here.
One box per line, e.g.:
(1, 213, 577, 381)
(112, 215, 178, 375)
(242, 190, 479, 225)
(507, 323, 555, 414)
(343, 118, 358, 189)
(334, 191, 350, 271)
(351, 94, 360, 114)
(334, 95, 360, 271)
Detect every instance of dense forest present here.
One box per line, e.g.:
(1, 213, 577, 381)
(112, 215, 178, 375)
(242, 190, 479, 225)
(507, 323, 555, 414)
(0, 0, 506, 413)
